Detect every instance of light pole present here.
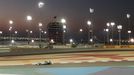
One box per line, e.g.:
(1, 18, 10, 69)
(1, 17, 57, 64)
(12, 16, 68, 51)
(106, 23, 110, 44)
(117, 25, 122, 46)
(61, 18, 66, 44)
(128, 30, 131, 44)
(44, 31, 47, 42)
(38, 1, 44, 44)
(38, 22, 43, 48)
(126, 13, 131, 44)
(88, 8, 94, 45)
(14, 31, 18, 41)
(0, 31, 2, 42)
(26, 15, 32, 44)
(38, 1, 44, 25)
(111, 22, 115, 40)
(9, 20, 13, 42)
(104, 28, 109, 44)
(87, 20, 93, 44)
(127, 14, 131, 27)
(30, 30, 33, 44)
(79, 29, 83, 44)
(26, 29, 29, 43)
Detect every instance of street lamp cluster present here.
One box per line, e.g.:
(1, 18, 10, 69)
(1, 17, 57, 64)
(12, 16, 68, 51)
(104, 22, 123, 45)
(1, 4, 134, 46)
(87, 8, 133, 46)
(104, 21, 133, 45)
(6, 17, 67, 45)
(5, 2, 45, 45)
(102, 13, 133, 45)
(80, 8, 133, 46)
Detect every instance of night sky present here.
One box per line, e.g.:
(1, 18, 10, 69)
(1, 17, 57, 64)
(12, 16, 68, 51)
(0, 0, 134, 41)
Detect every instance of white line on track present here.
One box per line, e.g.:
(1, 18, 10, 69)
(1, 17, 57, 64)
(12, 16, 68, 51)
(59, 62, 70, 64)
(112, 59, 122, 62)
(72, 61, 83, 63)
(126, 59, 134, 62)
(87, 60, 97, 63)
(99, 60, 110, 62)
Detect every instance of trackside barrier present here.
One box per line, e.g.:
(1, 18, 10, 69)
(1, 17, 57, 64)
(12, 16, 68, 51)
(129, 45, 134, 48)
(104, 45, 134, 48)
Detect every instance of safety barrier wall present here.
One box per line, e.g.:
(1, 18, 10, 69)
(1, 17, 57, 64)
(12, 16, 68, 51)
(104, 45, 134, 48)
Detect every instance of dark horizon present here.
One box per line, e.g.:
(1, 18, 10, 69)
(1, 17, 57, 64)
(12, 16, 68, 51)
(0, 0, 134, 41)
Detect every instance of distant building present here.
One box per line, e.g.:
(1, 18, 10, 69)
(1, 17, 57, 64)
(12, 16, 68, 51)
(47, 20, 63, 44)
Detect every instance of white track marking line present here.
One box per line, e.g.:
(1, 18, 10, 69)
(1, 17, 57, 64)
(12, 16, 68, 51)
(87, 60, 97, 63)
(112, 59, 122, 62)
(72, 61, 83, 63)
(59, 62, 70, 64)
